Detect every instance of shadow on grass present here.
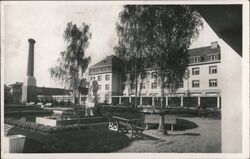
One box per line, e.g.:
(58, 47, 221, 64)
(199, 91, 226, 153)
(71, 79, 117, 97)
(137, 133, 160, 141)
(168, 133, 200, 136)
(7, 125, 131, 153)
(146, 118, 198, 131)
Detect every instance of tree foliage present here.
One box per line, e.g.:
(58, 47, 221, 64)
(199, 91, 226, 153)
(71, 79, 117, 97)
(115, 5, 203, 107)
(49, 22, 92, 103)
(115, 5, 153, 107)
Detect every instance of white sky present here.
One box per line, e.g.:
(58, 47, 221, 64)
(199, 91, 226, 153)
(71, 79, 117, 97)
(3, 3, 219, 88)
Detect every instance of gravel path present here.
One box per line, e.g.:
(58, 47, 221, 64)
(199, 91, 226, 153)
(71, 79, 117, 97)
(116, 117, 221, 153)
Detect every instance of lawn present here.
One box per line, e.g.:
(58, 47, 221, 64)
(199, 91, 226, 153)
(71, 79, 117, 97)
(7, 124, 131, 153)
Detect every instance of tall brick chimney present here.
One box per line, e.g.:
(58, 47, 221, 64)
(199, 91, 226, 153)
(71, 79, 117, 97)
(22, 38, 37, 103)
(27, 39, 35, 76)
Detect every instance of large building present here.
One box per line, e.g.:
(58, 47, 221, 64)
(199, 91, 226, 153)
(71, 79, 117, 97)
(89, 41, 221, 108)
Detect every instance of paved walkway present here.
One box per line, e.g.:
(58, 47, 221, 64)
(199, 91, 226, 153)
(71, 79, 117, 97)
(116, 117, 221, 153)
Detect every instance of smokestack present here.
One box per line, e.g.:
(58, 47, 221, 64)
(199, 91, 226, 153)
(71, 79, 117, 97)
(27, 39, 36, 76)
(22, 38, 37, 103)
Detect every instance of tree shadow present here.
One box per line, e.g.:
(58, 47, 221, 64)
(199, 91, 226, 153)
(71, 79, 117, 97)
(168, 133, 200, 136)
(145, 118, 198, 131)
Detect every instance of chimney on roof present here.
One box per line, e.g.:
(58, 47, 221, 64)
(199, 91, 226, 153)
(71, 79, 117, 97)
(211, 41, 218, 49)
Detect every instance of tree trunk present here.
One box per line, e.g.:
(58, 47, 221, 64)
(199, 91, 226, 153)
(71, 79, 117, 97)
(160, 76, 165, 109)
(77, 91, 81, 135)
(135, 77, 138, 108)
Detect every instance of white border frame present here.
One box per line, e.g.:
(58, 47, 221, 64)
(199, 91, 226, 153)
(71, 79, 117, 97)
(1, 1, 249, 159)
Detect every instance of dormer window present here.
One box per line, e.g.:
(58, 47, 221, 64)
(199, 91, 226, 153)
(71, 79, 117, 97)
(209, 53, 220, 61)
(192, 56, 201, 63)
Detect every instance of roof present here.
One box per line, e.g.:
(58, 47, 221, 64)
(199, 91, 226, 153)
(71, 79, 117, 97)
(192, 5, 242, 56)
(188, 45, 220, 57)
(37, 87, 72, 96)
(90, 55, 116, 68)
(9, 82, 23, 87)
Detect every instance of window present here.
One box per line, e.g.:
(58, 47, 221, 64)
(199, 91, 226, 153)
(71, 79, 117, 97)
(97, 75, 102, 81)
(105, 75, 110, 81)
(192, 80, 200, 88)
(164, 82, 170, 89)
(105, 94, 110, 102)
(151, 72, 157, 78)
(97, 94, 101, 101)
(141, 73, 148, 79)
(91, 76, 95, 80)
(209, 66, 217, 74)
(178, 81, 184, 88)
(209, 54, 220, 61)
(209, 79, 217, 87)
(130, 84, 135, 90)
(98, 85, 101, 90)
(151, 83, 157, 89)
(153, 63, 157, 68)
(105, 84, 110, 90)
(192, 67, 200, 75)
(192, 56, 201, 63)
(141, 83, 146, 90)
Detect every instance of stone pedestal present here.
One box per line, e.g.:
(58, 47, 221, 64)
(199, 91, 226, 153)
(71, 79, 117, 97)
(4, 135, 26, 153)
(157, 114, 167, 135)
(22, 76, 37, 103)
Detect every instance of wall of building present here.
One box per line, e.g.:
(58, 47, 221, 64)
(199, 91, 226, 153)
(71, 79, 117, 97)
(121, 61, 221, 98)
(220, 39, 242, 153)
(90, 72, 112, 103)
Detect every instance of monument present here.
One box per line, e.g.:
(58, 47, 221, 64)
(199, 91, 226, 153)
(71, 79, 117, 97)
(21, 38, 37, 103)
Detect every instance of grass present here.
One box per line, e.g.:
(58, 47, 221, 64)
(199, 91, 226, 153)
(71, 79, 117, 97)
(7, 124, 131, 153)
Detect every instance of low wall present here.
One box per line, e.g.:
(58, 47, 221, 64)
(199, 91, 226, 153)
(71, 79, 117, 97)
(36, 117, 57, 126)
(36, 116, 108, 126)
(4, 134, 26, 153)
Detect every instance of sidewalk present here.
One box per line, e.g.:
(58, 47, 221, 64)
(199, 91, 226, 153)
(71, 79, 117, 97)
(116, 117, 221, 153)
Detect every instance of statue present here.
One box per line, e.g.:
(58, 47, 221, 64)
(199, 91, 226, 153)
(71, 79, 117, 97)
(85, 79, 98, 116)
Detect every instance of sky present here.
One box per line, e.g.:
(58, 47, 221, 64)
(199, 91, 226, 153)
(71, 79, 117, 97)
(3, 3, 219, 88)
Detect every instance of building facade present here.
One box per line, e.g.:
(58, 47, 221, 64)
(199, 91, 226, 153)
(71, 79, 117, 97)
(89, 42, 221, 108)
(89, 55, 122, 103)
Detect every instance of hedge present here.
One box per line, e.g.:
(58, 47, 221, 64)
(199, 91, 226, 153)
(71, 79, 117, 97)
(4, 118, 89, 135)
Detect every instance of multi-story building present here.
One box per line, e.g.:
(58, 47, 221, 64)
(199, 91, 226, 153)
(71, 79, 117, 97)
(89, 41, 221, 108)
(89, 55, 122, 103)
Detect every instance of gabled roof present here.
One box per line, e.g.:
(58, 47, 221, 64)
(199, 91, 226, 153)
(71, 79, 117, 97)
(90, 55, 115, 68)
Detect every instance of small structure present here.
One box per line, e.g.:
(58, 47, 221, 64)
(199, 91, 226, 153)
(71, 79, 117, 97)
(4, 135, 26, 153)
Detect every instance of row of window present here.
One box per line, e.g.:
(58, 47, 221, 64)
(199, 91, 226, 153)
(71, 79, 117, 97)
(91, 65, 217, 81)
(98, 84, 110, 91)
(192, 79, 218, 87)
(191, 53, 220, 63)
(91, 74, 110, 81)
(97, 94, 110, 102)
(192, 66, 217, 75)
(89, 66, 111, 74)
(130, 79, 218, 90)
(146, 65, 218, 79)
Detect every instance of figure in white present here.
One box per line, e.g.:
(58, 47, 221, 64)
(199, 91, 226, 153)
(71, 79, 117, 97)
(85, 80, 98, 116)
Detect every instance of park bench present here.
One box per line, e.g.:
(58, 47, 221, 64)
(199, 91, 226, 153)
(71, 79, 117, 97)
(45, 103, 52, 107)
(144, 115, 177, 131)
(108, 116, 144, 138)
(26, 102, 35, 106)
